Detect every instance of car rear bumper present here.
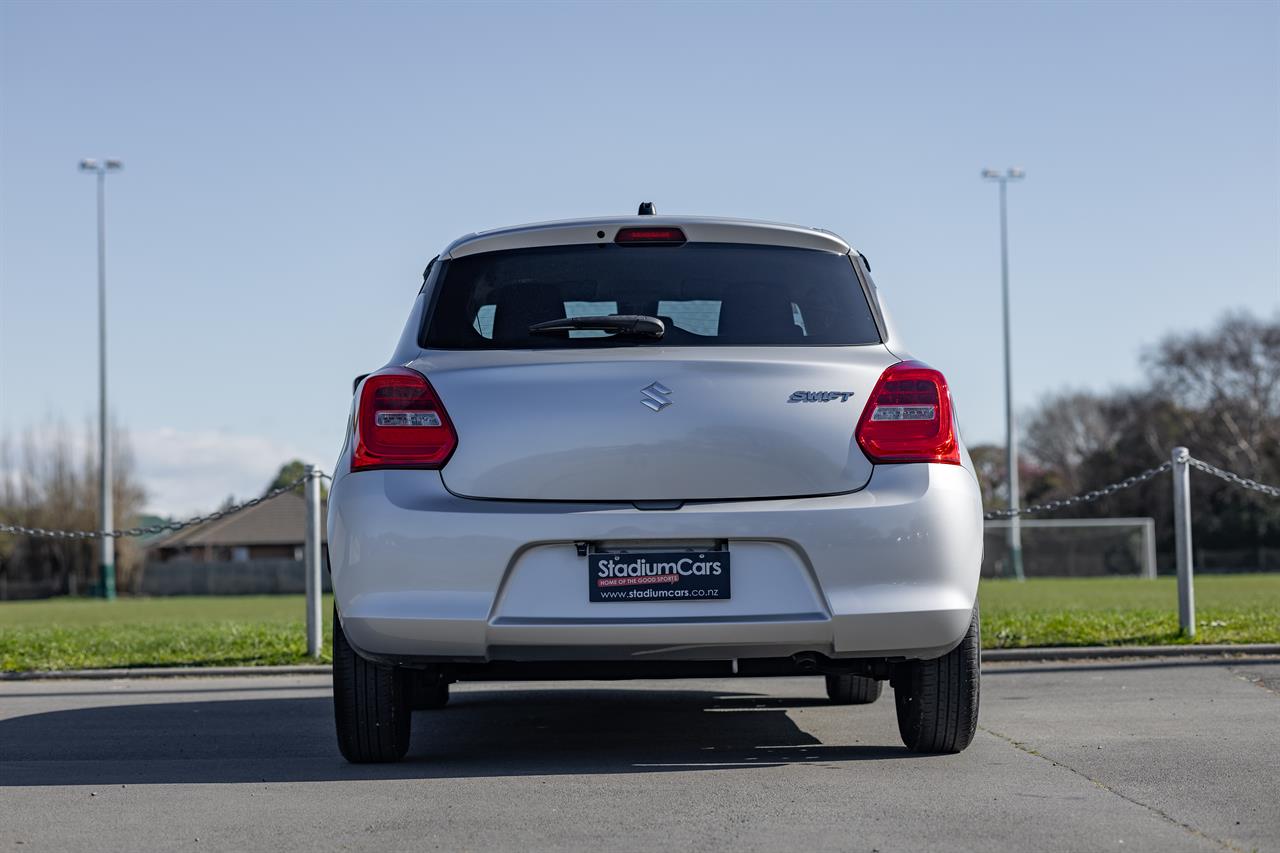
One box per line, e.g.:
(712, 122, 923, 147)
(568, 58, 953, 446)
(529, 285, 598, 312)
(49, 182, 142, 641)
(327, 463, 983, 664)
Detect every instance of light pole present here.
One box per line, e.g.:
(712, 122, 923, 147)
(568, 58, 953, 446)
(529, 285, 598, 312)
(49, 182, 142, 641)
(982, 167, 1026, 581)
(79, 158, 123, 600)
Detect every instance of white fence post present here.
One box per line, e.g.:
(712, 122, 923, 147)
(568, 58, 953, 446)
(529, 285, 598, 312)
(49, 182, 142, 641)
(1141, 518, 1157, 580)
(1171, 447, 1195, 637)
(304, 466, 323, 658)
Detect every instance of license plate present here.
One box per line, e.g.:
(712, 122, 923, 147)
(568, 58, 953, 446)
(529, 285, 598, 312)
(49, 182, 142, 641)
(588, 550, 731, 602)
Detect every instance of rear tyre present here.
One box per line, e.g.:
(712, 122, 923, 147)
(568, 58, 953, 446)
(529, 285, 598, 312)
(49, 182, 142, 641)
(825, 674, 883, 705)
(893, 606, 980, 754)
(333, 609, 412, 763)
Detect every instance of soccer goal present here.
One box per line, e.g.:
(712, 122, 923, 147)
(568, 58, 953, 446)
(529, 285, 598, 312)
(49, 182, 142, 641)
(982, 518, 1157, 579)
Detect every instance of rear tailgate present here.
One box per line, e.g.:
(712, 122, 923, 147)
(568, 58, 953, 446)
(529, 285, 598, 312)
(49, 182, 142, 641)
(417, 347, 896, 502)
(415, 234, 890, 502)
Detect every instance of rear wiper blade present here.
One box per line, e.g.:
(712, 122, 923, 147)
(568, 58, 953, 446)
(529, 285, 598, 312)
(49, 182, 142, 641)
(528, 314, 666, 339)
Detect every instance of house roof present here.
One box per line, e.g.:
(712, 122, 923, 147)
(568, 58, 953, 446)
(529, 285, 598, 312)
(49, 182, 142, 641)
(149, 492, 327, 550)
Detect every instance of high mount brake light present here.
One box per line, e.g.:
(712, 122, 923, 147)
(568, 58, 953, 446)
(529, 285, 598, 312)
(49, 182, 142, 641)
(855, 361, 961, 465)
(614, 227, 687, 245)
(352, 367, 457, 471)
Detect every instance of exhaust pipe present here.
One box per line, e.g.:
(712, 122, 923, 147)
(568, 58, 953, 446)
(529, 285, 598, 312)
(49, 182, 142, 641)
(792, 652, 821, 673)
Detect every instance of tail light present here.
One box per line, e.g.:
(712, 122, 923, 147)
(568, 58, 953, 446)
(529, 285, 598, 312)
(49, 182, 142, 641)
(352, 367, 457, 471)
(855, 361, 960, 465)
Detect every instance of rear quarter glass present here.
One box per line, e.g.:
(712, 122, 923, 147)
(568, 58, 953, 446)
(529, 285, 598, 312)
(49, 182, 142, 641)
(421, 243, 882, 349)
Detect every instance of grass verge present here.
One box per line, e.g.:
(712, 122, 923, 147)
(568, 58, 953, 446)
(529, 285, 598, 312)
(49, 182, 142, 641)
(0, 576, 1277, 671)
(979, 575, 1280, 648)
(0, 595, 334, 672)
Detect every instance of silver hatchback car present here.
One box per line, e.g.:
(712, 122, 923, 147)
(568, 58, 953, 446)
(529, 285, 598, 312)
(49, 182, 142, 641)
(328, 208, 984, 762)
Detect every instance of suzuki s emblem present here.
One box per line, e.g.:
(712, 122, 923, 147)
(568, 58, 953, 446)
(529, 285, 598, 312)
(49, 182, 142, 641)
(641, 381, 673, 412)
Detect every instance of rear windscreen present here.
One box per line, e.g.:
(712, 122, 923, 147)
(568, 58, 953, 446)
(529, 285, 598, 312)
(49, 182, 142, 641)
(422, 243, 882, 349)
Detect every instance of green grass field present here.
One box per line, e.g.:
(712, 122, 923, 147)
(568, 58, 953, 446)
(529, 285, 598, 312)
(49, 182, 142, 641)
(979, 575, 1280, 648)
(1, 576, 1277, 672)
(0, 595, 336, 672)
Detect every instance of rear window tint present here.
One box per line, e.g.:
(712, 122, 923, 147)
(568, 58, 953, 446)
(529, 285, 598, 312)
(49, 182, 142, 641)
(423, 243, 881, 349)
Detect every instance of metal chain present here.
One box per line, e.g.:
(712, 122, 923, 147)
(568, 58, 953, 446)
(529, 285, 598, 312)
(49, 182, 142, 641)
(985, 453, 1280, 521)
(983, 461, 1173, 520)
(0, 471, 325, 541)
(4, 453, 1275, 536)
(1187, 457, 1280, 499)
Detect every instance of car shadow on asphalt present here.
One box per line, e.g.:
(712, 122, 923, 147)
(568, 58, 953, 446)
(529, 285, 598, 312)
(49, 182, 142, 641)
(0, 686, 926, 785)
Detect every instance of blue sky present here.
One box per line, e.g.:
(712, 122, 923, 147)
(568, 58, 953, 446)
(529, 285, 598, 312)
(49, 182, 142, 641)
(2, 0, 1277, 515)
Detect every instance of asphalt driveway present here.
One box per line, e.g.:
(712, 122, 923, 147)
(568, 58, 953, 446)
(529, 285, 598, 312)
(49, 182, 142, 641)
(1, 657, 1277, 852)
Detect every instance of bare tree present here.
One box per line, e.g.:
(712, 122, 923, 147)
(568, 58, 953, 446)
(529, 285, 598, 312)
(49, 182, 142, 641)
(1143, 310, 1280, 478)
(1015, 310, 1280, 568)
(1023, 390, 1114, 495)
(0, 420, 146, 599)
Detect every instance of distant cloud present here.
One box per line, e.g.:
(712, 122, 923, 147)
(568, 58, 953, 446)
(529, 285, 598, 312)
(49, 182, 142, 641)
(133, 428, 329, 518)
